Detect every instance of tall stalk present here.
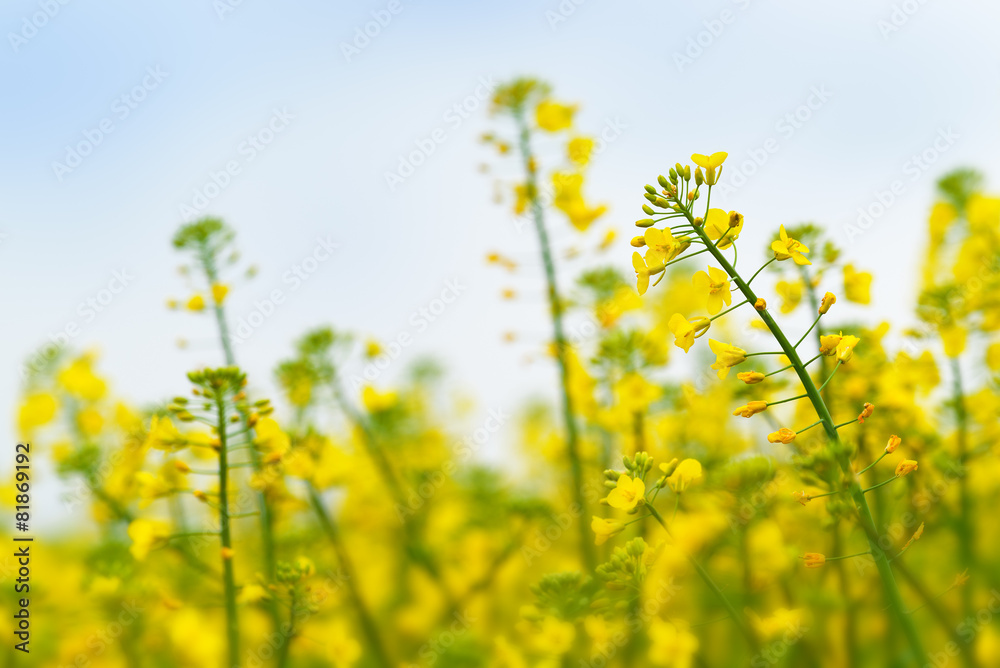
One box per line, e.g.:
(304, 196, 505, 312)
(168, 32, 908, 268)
(683, 199, 930, 665)
(512, 107, 596, 570)
(215, 390, 240, 668)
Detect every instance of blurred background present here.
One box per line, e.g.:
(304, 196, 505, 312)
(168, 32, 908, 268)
(4, 2, 1000, 667)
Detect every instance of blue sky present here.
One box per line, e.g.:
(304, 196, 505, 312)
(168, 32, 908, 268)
(3, 0, 999, 528)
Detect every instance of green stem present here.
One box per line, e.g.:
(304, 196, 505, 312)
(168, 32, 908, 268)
(216, 396, 240, 668)
(950, 356, 974, 620)
(857, 451, 888, 477)
(646, 504, 758, 650)
(308, 484, 393, 667)
(514, 107, 595, 570)
(200, 247, 278, 585)
(684, 192, 931, 666)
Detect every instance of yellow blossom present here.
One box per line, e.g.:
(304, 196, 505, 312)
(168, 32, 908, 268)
(819, 333, 842, 356)
(895, 459, 918, 477)
(211, 283, 229, 305)
(819, 292, 836, 314)
(768, 428, 796, 444)
(858, 402, 875, 423)
(361, 386, 397, 412)
(667, 459, 703, 493)
(703, 208, 742, 249)
(803, 553, 826, 568)
(536, 100, 576, 132)
(632, 251, 662, 296)
(843, 264, 872, 304)
(145, 415, 186, 451)
(691, 151, 727, 185)
(552, 172, 606, 231)
(606, 475, 645, 511)
(645, 228, 690, 268)
(18, 393, 57, 432)
(771, 225, 811, 265)
(648, 618, 699, 668)
(737, 371, 765, 384)
(733, 401, 768, 418)
(127, 519, 170, 561)
(792, 491, 811, 505)
(776, 279, 803, 314)
(591, 517, 625, 545)
(77, 408, 104, 436)
(186, 294, 206, 311)
(941, 324, 967, 357)
(58, 356, 107, 401)
(885, 435, 901, 453)
(836, 335, 861, 363)
(667, 314, 709, 352)
(568, 136, 594, 165)
(692, 266, 732, 315)
(708, 339, 747, 379)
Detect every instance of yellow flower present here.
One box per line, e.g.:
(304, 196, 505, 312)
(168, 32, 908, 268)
(941, 324, 967, 357)
(843, 264, 872, 304)
(77, 408, 104, 436)
(127, 519, 170, 561)
(776, 279, 803, 314)
(58, 356, 107, 401)
(667, 314, 709, 352)
(858, 402, 875, 423)
(792, 491, 811, 505)
(768, 428, 796, 444)
(534, 616, 576, 655)
(254, 417, 291, 456)
(708, 339, 747, 379)
(894, 459, 918, 477)
(644, 228, 690, 268)
(211, 283, 229, 305)
(667, 459, 703, 493)
(737, 371, 765, 384)
(771, 225, 811, 265)
(186, 294, 205, 311)
(18, 393, 57, 432)
(591, 517, 625, 545)
(733, 401, 768, 418)
(703, 208, 742, 249)
(568, 137, 594, 165)
(819, 292, 836, 314)
(648, 618, 699, 668)
(361, 386, 397, 412)
(145, 415, 186, 451)
(691, 151, 728, 186)
(819, 333, 842, 356)
(803, 552, 826, 568)
(606, 475, 645, 511)
(237, 584, 269, 604)
(692, 266, 732, 315)
(691, 151, 728, 169)
(536, 100, 576, 132)
(836, 335, 860, 363)
(552, 172, 606, 231)
(632, 251, 663, 296)
(885, 435, 901, 453)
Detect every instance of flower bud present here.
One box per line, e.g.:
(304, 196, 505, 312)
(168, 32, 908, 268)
(630, 236, 646, 247)
(635, 218, 655, 228)
(894, 459, 918, 478)
(819, 292, 836, 315)
(885, 434, 901, 453)
(754, 298, 767, 311)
